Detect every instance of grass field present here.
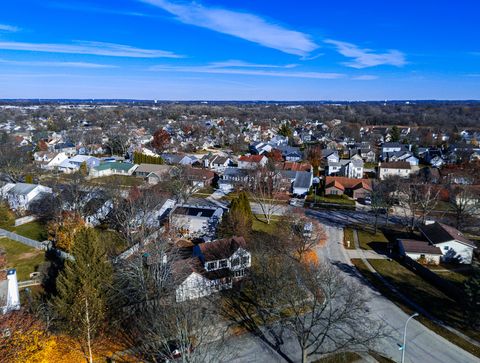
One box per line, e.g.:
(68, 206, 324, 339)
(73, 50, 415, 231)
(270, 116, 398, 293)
(252, 214, 280, 235)
(357, 230, 389, 251)
(89, 175, 144, 187)
(307, 194, 355, 206)
(9, 221, 48, 241)
(0, 238, 45, 280)
(313, 352, 361, 363)
(351, 258, 480, 358)
(343, 228, 355, 249)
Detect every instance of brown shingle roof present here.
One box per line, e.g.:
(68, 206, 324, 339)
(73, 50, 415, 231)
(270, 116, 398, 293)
(325, 176, 372, 190)
(199, 236, 247, 261)
(379, 161, 411, 170)
(420, 222, 476, 248)
(398, 239, 443, 255)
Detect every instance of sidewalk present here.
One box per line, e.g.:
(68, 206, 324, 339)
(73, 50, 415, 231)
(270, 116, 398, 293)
(349, 229, 480, 349)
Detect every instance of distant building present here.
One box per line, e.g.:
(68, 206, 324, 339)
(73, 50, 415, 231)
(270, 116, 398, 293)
(0, 182, 52, 211)
(90, 162, 138, 178)
(238, 155, 268, 169)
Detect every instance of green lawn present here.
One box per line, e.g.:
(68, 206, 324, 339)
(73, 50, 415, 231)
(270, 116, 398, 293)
(313, 352, 361, 363)
(10, 221, 48, 241)
(0, 238, 45, 281)
(252, 215, 280, 235)
(351, 258, 480, 358)
(368, 259, 480, 342)
(95, 228, 129, 257)
(307, 194, 355, 206)
(357, 230, 389, 251)
(89, 175, 144, 187)
(343, 228, 355, 249)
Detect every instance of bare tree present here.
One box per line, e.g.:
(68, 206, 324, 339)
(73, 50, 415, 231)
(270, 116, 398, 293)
(448, 185, 480, 229)
(159, 166, 198, 205)
(222, 249, 385, 363)
(0, 132, 32, 182)
(241, 166, 285, 224)
(110, 241, 235, 362)
(107, 185, 170, 248)
(398, 180, 440, 230)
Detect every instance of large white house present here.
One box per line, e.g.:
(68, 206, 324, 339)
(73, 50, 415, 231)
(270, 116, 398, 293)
(378, 161, 412, 180)
(0, 182, 52, 211)
(175, 236, 251, 302)
(170, 204, 224, 239)
(419, 222, 477, 264)
(33, 151, 68, 170)
(327, 159, 364, 179)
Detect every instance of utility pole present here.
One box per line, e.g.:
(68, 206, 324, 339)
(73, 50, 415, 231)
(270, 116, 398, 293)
(401, 312, 419, 363)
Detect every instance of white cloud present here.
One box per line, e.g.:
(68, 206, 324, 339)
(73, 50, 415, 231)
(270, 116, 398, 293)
(0, 40, 182, 58)
(352, 75, 379, 81)
(0, 59, 117, 68)
(0, 24, 20, 32)
(209, 60, 298, 69)
(325, 39, 406, 68)
(150, 63, 343, 79)
(141, 0, 318, 56)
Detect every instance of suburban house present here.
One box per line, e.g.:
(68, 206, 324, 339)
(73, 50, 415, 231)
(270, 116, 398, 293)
(419, 222, 477, 264)
(58, 155, 100, 174)
(220, 168, 250, 193)
(0, 182, 53, 211)
(322, 149, 340, 163)
(397, 239, 443, 265)
(170, 204, 224, 239)
(238, 154, 268, 169)
(185, 167, 215, 189)
(348, 143, 376, 163)
(89, 162, 138, 178)
(382, 150, 419, 166)
(175, 236, 250, 302)
(381, 142, 404, 154)
(161, 153, 198, 166)
(33, 151, 68, 170)
(327, 159, 364, 179)
(378, 161, 412, 180)
(134, 163, 172, 184)
(292, 171, 313, 197)
(202, 154, 232, 173)
(324, 176, 372, 200)
(1, 269, 20, 314)
(53, 141, 76, 156)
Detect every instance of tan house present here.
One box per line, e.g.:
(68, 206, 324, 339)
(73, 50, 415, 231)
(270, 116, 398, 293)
(324, 177, 372, 200)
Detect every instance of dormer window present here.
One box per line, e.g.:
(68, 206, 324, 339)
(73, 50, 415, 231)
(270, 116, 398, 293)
(206, 261, 217, 271)
(219, 260, 228, 268)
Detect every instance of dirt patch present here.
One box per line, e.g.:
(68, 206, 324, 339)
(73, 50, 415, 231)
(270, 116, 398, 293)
(17, 251, 42, 260)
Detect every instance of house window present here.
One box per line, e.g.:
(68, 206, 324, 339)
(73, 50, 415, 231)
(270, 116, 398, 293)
(234, 269, 246, 277)
(231, 258, 240, 267)
(444, 246, 449, 251)
(219, 260, 228, 268)
(241, 256, 250, 266)
(206, 261, 217, 271)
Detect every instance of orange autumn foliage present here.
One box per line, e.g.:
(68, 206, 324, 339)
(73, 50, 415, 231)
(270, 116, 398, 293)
(47, 211, 85, 252)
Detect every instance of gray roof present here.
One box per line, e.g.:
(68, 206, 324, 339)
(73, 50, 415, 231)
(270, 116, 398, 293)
(293, 171, 313, 189)
(8, 183, 38, 195)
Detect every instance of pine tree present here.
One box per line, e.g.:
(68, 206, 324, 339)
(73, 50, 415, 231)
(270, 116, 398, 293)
(53, 228, 112, 363)
(464, 266, 480, 328)
(218, 193, 253, 239)
(390, 126, 401, 142)
(79, 161, 88, 176)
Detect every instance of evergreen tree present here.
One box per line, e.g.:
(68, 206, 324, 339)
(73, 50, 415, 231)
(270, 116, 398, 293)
(390, 125, 401, 142)
(79, 161, 88, 176)
(464, 265, 480, 328)
(218, 193, 253, 239)
(0, 202, 15, 229)
(53, 228, 112, 363)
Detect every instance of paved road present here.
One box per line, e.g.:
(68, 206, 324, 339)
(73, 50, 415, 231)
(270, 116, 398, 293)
(315, 223, 479, 363)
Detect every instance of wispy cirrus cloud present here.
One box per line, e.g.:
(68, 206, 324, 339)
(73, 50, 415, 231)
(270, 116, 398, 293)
(140, 0, 318, 56)
(0, 40, 182, 58)
(0, 24, 20, 32)
(0, 59, 117, 69)
(209, 60, 298, 69)
(325, 39, 406, 68)
(352, 75, 378, 81)
(150, 62, 343, 79)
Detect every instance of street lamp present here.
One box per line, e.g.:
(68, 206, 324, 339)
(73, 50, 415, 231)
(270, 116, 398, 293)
(400, 312, 419, 363)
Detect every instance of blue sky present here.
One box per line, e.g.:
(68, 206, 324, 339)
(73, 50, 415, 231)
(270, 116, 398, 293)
(0, 0, 479, 100)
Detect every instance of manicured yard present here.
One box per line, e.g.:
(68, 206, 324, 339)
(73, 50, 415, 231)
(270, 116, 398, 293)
(252, 214, 280, 235)
(343, 228, 355, 249)
(10, 221, 48, 241)
(89, 175, 144, 187)
(313, 352, 361, 363)
(307, 194, 355, 206)
(351, 258, 480, 358)
(357, 230, 389, 251)
(368, 259, 480, 342)
(0, 238, 45, 281)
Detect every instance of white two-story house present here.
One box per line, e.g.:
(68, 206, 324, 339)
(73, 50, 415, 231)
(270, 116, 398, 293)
(176, 236, 251, 302)
(0, 183, 53, 211)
